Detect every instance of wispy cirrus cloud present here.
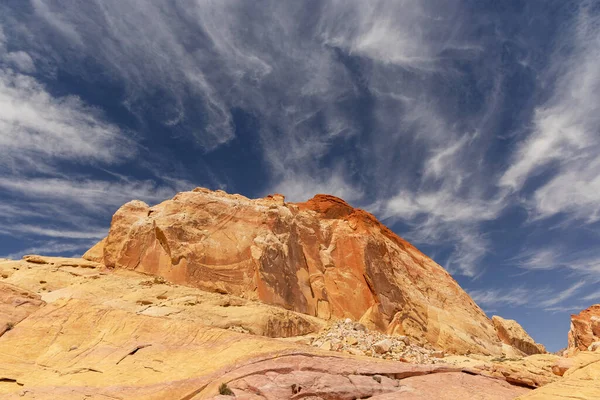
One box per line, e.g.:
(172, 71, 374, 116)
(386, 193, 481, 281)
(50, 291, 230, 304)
(515, 247, 600, 279)
(0, 18, 192, 252)
(469, 286, 541, 309)
(469, 280, 586, 312)
(501, 1, 600, 222)
(1, 240, 96, 260)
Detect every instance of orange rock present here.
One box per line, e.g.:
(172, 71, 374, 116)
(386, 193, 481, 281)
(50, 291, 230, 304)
(86, 188, 504, 355)
(492, 315, 546, 355)
(567, 304, 600, 355)
(82, 237, 106, 262)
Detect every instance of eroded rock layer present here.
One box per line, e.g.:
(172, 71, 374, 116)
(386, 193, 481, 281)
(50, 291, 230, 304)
(86, 188, 503, 355)
(492, 315, 546, 355)
(567, 304, 600, 355)
(0, 257, 536, 399)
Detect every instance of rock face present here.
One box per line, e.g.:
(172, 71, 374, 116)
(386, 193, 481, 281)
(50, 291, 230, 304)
(567, 304, 600, 355)
(86, 188, 503, 355)
(205, 357, 528, 400)
(517, 351, 600, 399)
(0, 282, 44, 336)
(492, 315, 546, 355)
(0, 258, 531, 400)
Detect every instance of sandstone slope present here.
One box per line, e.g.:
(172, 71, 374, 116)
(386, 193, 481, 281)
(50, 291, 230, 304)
(85, 188, 504, 355)
(0, 257, 530, 400)
(0, 282, 44, 337)
(517, 351, 600, 399)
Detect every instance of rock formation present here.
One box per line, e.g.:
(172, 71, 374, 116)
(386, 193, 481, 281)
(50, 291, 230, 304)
(567, 304, 600, 355)
(0, 282, 44, 337)
(84, 188, 503, 355)
(0, 256, 531, 399)
(517, 351, 600, 399)
(4, 188, 599, 398)
(492, 315, 546, 355)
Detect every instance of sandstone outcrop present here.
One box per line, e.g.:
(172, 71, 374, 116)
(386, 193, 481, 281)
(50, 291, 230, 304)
(567, 304, 600, 355)
(443, 353, 561, 389)
(0, 257, 325, 338)
(85, 188, 504, 355)
(492, 315, 546, 355)
(0, 258, 531, 400)
(82, 237, 106, 262)
(517, 351, 600, 399)
(204, 356, 528, 400)
(0, 281, 44, 337)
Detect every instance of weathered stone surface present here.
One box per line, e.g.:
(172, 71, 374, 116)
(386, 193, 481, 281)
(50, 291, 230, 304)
(82, 237, 106, 262)
(492, 315, 546, 355)
(0, 281, 44, 336)
(0, 298, 300, 399)
(205, 362, 528, 400)
(589, 341, 600, 352)
(442, 354, 561, 388)
(517, 351, 600, 399)
(552, 357, 574, 377)
(567, 304, 600, 355)
(374, 338, 394, 354)
(369, 372, 529, 399)
(0, 294, 530, 400)
(87, 188, 504, 355)
(0, 257, 325, 339)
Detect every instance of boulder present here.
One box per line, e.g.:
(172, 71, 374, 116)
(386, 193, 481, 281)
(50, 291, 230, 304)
(374, 339, 394, 354)
(551, 358, 573, 377)
(86, 188, 504, 355)
(492, 315, 546, 355)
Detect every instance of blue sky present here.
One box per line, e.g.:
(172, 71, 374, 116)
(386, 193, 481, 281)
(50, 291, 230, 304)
(1, 0, 599, 352)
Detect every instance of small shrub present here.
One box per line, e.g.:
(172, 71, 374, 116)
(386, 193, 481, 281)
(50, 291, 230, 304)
(6, 322, 14, 331)
(219, 383, 233, 396)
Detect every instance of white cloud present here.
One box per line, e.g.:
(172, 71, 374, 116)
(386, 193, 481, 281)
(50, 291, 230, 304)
(539, 281, 585, 308)
(516, 248, 600, 279)
(4, 51, 35, 73)
(515, 249, 561, 271)
(380, 128, 509, 276)
(0, 70, 133, 170)
(0, 18, 194, 256)
(1, 241, 95, 260)
(469, 286, 542, 308)
(0, 177, 185, 212)
(469, 281, 586, 311)
(319, 0, 475, 69)
(269, 171, 363, 203)
(501, 2, 600, 221)
(3, 225, 106, 240)
(582, 290, 600, 302)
